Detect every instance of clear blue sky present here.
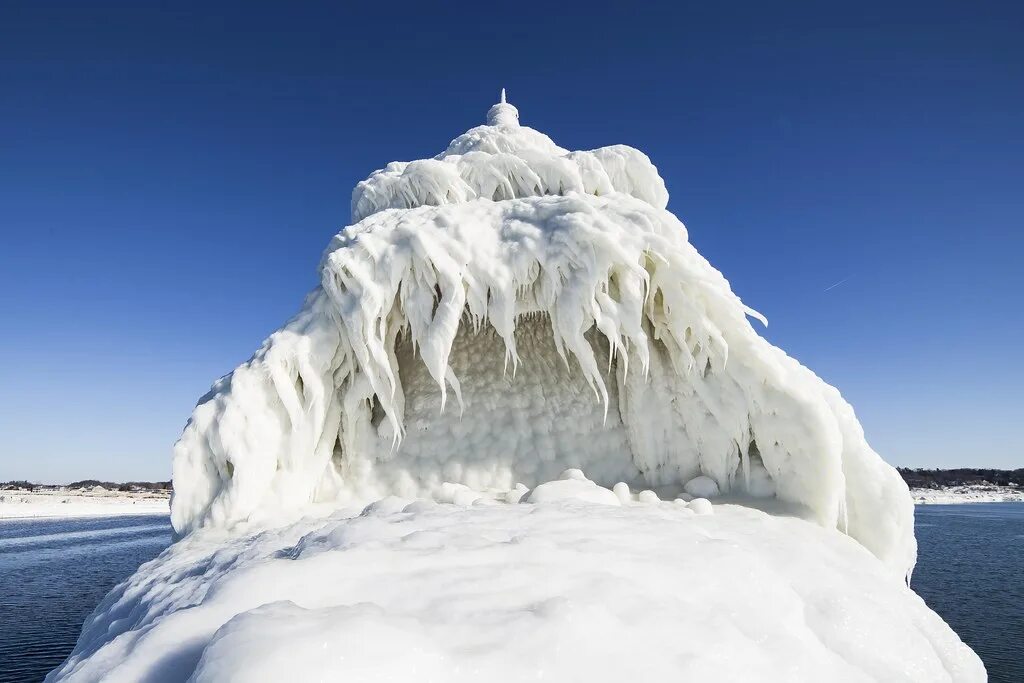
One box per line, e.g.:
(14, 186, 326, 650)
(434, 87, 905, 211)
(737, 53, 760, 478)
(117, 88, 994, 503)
(1, 1, 1021, 482)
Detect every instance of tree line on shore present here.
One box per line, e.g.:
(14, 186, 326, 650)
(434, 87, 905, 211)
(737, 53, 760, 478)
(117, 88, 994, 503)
(897, 468, 1024, 488)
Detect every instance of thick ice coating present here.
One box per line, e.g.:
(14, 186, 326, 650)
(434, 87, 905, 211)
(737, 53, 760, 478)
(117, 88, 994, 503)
(171, 94, 916, 578)
(47, 496, 983, 682)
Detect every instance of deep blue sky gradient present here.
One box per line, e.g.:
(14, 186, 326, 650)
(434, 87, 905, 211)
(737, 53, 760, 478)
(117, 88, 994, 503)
(1, 1, 1022, 481)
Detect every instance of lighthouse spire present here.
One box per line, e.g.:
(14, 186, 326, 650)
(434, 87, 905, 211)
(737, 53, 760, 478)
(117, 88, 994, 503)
(486, 88, 519, 127)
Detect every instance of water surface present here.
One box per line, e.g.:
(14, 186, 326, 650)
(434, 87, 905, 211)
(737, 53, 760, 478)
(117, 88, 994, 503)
(0, 515, 171, 683)
(913, 502, 1023, 682)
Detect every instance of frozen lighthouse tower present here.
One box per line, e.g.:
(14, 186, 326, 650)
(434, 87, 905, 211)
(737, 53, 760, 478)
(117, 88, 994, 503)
(171, 92, 916, 577)
(51, 93, 985, 683)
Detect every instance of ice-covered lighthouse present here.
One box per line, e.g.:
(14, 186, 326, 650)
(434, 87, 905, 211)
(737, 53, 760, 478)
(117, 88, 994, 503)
(51, 93, 985, 683)
(171, 91, 914, 578)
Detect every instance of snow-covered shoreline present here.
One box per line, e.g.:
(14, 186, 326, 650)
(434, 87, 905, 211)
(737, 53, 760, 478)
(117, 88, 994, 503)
(0, 489, 170, 520)
(910, 485, 1024, 505)
(2, 483, 1016, 521)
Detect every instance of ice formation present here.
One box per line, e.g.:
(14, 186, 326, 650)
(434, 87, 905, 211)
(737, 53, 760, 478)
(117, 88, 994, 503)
(47, 487, 984, 682)
(170, 92, 915, 578)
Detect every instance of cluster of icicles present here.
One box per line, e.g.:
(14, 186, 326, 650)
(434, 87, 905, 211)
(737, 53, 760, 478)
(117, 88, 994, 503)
(171, 94, 916, 579)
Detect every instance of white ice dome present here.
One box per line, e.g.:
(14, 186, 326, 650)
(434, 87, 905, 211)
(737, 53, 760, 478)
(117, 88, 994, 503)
(170, 92, 916, 579)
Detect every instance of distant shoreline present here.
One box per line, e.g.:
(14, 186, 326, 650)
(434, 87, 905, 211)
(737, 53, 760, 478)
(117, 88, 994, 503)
(910, 485, 1024, 505)
(898, 467, 1024, 505)
(2, 472, 1021, 520)
(0, 485, 169, 520)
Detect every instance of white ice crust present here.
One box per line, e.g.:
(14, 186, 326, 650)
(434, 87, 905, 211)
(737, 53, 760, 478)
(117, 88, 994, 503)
(170, 94, 915, 579)
(47, 488, 983, 682)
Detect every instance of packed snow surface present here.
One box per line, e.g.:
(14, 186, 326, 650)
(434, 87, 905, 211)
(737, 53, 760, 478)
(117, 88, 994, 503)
(170, 93, 915, 578)
(48, 482, 983, 682)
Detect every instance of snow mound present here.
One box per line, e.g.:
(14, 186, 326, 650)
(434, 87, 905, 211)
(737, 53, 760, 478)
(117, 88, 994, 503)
(47, 492, 983, 682)
(170, 93, 915, 579)
(684, 475, 721, 498)
(526, 471, 621, 506)
(688, 497, 714, 515)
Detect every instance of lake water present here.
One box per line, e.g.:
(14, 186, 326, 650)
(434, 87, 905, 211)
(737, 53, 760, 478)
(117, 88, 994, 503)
(913, 503, 1024, 682)
(0, 503, 1020, 682)
(0, 515, 171, 683)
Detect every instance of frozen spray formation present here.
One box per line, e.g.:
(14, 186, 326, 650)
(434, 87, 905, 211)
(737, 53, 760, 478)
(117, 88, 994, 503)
(171, 93, 915, 578)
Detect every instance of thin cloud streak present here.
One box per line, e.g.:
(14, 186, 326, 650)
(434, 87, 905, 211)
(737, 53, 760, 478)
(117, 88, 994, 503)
(823, 277, 849, 292)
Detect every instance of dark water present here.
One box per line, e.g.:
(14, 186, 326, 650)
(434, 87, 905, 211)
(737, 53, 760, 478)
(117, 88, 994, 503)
(0, 515, 171, 683)
(913, 503, 1024, 682)
(0, 505, 1020, 682)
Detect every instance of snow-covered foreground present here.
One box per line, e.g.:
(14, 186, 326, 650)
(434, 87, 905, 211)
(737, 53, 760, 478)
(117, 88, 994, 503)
(911, 485, 1024, 505)
(48, 479, 983, 682)
(0, 490, 169, 520)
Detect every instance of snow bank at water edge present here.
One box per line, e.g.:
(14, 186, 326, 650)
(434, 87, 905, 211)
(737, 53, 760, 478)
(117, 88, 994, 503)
(47, 476, 983, 682)
(0, 490, 169, 519)
(170, 93, 915, 578)
(911, 485, 1024, 505)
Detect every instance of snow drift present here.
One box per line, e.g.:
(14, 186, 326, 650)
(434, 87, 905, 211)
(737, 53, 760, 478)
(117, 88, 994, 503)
(170, 92, 914, 578)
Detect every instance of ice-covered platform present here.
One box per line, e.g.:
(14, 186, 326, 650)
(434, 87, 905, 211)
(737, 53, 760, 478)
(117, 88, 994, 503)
(48, 478, 983, 682)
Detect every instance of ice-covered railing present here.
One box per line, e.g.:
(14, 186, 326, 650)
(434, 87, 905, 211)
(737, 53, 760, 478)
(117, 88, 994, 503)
(171, 94, 916, 579)
(350, 91, 668, 223)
